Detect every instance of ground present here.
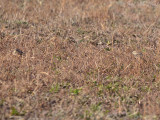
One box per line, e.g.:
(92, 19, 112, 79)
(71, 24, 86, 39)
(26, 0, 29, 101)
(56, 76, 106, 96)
(0, 0, 160, 120)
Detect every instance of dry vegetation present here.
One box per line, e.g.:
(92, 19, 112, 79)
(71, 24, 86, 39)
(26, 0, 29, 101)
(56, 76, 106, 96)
(0, 0, 160, 119)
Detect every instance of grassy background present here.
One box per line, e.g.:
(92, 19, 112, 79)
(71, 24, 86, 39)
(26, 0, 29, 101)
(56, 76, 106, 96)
(0, 0, 160, 119)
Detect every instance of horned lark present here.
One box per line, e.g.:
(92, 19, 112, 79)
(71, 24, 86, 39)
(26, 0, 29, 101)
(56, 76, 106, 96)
(132, 51, 142, 59)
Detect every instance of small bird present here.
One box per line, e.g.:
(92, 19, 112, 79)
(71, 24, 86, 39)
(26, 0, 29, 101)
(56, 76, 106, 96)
(13, 48, 24, 56)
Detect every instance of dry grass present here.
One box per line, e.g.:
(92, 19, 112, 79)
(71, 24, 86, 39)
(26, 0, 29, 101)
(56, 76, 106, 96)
(0, 0, 160, 119)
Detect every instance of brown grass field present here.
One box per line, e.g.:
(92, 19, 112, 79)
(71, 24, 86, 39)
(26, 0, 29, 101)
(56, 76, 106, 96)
(0, 0, 160, 119)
